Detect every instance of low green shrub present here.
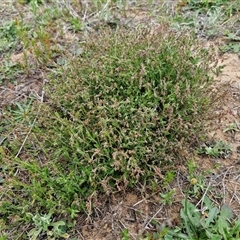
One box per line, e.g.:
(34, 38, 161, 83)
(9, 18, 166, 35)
(1, 26, 215, 222)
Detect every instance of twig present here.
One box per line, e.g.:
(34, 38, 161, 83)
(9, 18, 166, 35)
(177, 170, 185, 197)
(118, 220, 136, 240)
(144, 206, 163, 229)
(196, 180, 212, 208)
(221, 166, 234, 204)
(76, 230, 85, 240)
(14, 91, 44, 158)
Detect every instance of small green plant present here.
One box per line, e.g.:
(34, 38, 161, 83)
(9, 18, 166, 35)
(15, 9, 61, 69)
(186, 0, 229, 10)
(18, 0, 43, 5)
(186, 159, 207, 197)
(0, 60, 23, 85)
(160, 189, 175, 206)
(163, 170, 176, 187)
(223, 122, 240, 133)
(219, 31, 240, 54)
(69, 17, 83, 32)
(197, 140, 231, 158)
(8, 99, 33, 124)
(164, 196, 240, 239)
(0, 218, 8, 239)
(0, 20, 18, 52)
(121, 229, 131, 240)
(0, 236, 8, 240)
(189, 176, 206, 198)
(174, 0, 240, 39)
(27, 213, 69, 240)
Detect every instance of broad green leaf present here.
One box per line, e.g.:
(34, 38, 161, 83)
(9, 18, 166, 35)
(0, 176, 4, 184)
(220, 204, 232, 220)
(51, 220, 66, 235)
(205, 207, 219, 226)
(181, 199, 200, 238)
(203, 196, 214, 209)
(233, 44, 240, 53)
(165, 229, 190, 239)
(216, 204, 232, 237)
(28, 227, 43, 240)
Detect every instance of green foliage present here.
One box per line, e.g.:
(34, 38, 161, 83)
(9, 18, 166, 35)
(223, 122, 240, 133)
(0, 0, 239, 239)
(0, 20, 22, 83)
(0, 236, 8, 240)
(0, 60, 23, 85)
(69, 17, 83, 32)
(121, 229, 131, 240)
(18, 0, 44, 4)
(163, 170, 176, 187)
(197, 140, 232, 158)
(160, 189, 175, 206)
(41, 27, 213, 199)
(164, 197, 240, 239)
(174, 0, 240, 39)
(9, 99, 33, 124)
(186, 0, 229, 11)
(220, 33, 240, 54)
(0, 20, 18, 52)
(186, 159, 206, 197)
(27, 213, 69, 239)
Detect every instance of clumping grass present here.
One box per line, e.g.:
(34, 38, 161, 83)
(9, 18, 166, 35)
(0, 24, 216, 237)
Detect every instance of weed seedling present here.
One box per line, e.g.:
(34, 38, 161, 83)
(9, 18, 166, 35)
(160, 189, 175, 206)
(27, 213, 68, 240)
(197, 140, 232, 158)
(186, 160, 207, 198)
(164, 196, 240, 239)
(163, 170, 176, 187)
(121, 229, 131, 240)
(223, 122, 240, 133)
(9, 99, 33, 125)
